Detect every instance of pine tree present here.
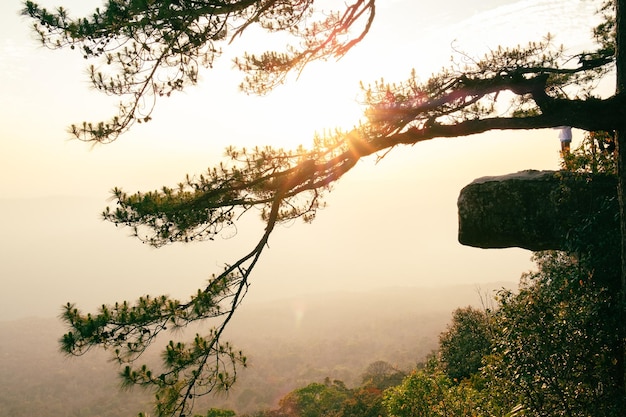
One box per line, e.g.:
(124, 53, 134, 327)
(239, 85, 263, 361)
(23, 1, 626, 415)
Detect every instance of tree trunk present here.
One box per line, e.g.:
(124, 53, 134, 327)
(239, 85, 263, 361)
(615, 0, 626, 402)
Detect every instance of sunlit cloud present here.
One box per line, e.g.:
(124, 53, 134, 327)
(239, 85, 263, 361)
(0, 38, 29, 81)
(446, 0, 603, 54)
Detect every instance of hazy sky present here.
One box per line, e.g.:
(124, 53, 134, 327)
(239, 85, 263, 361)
(0, 0, 608, 320)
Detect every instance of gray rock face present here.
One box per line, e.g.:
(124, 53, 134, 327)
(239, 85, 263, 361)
(457, 170, 617, 251)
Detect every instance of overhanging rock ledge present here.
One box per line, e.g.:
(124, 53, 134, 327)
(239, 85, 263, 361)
(457, 170, 617, 251)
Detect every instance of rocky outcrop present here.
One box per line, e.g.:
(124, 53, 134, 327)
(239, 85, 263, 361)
(457, 170, 617, 251)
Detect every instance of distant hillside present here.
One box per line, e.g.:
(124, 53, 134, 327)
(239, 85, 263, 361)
(0, 283, 514, 416)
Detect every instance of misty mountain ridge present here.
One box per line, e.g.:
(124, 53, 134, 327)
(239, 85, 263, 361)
(0, 283, 514, 416)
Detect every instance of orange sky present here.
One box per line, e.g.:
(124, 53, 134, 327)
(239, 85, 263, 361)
(0, 0, 609, 320)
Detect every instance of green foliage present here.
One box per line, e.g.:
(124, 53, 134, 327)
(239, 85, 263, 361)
(485, 251, 623, 417)
(242, 372, 391, 417)
(341, 386, 387, 417)
(381, 354, 507, 417)
(384, 218, 623, 417)
(197, 408, 236, 417)
(561, 130, 617, 174)
(102, 145, 335, 247)
(380, 249, 624, 417)
(60, 274, 248, 417)
(437, 307, 492, 382)
(556, 128, 620, 308)
(382, 368, 449, 417)
(360, 360, 405, 390)
(276, 379, 350, 417)
(594, 1, 617, 56)
(382, 365, 489, 417)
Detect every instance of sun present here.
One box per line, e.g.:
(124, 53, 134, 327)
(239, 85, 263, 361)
(243, 63, 367, 150)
